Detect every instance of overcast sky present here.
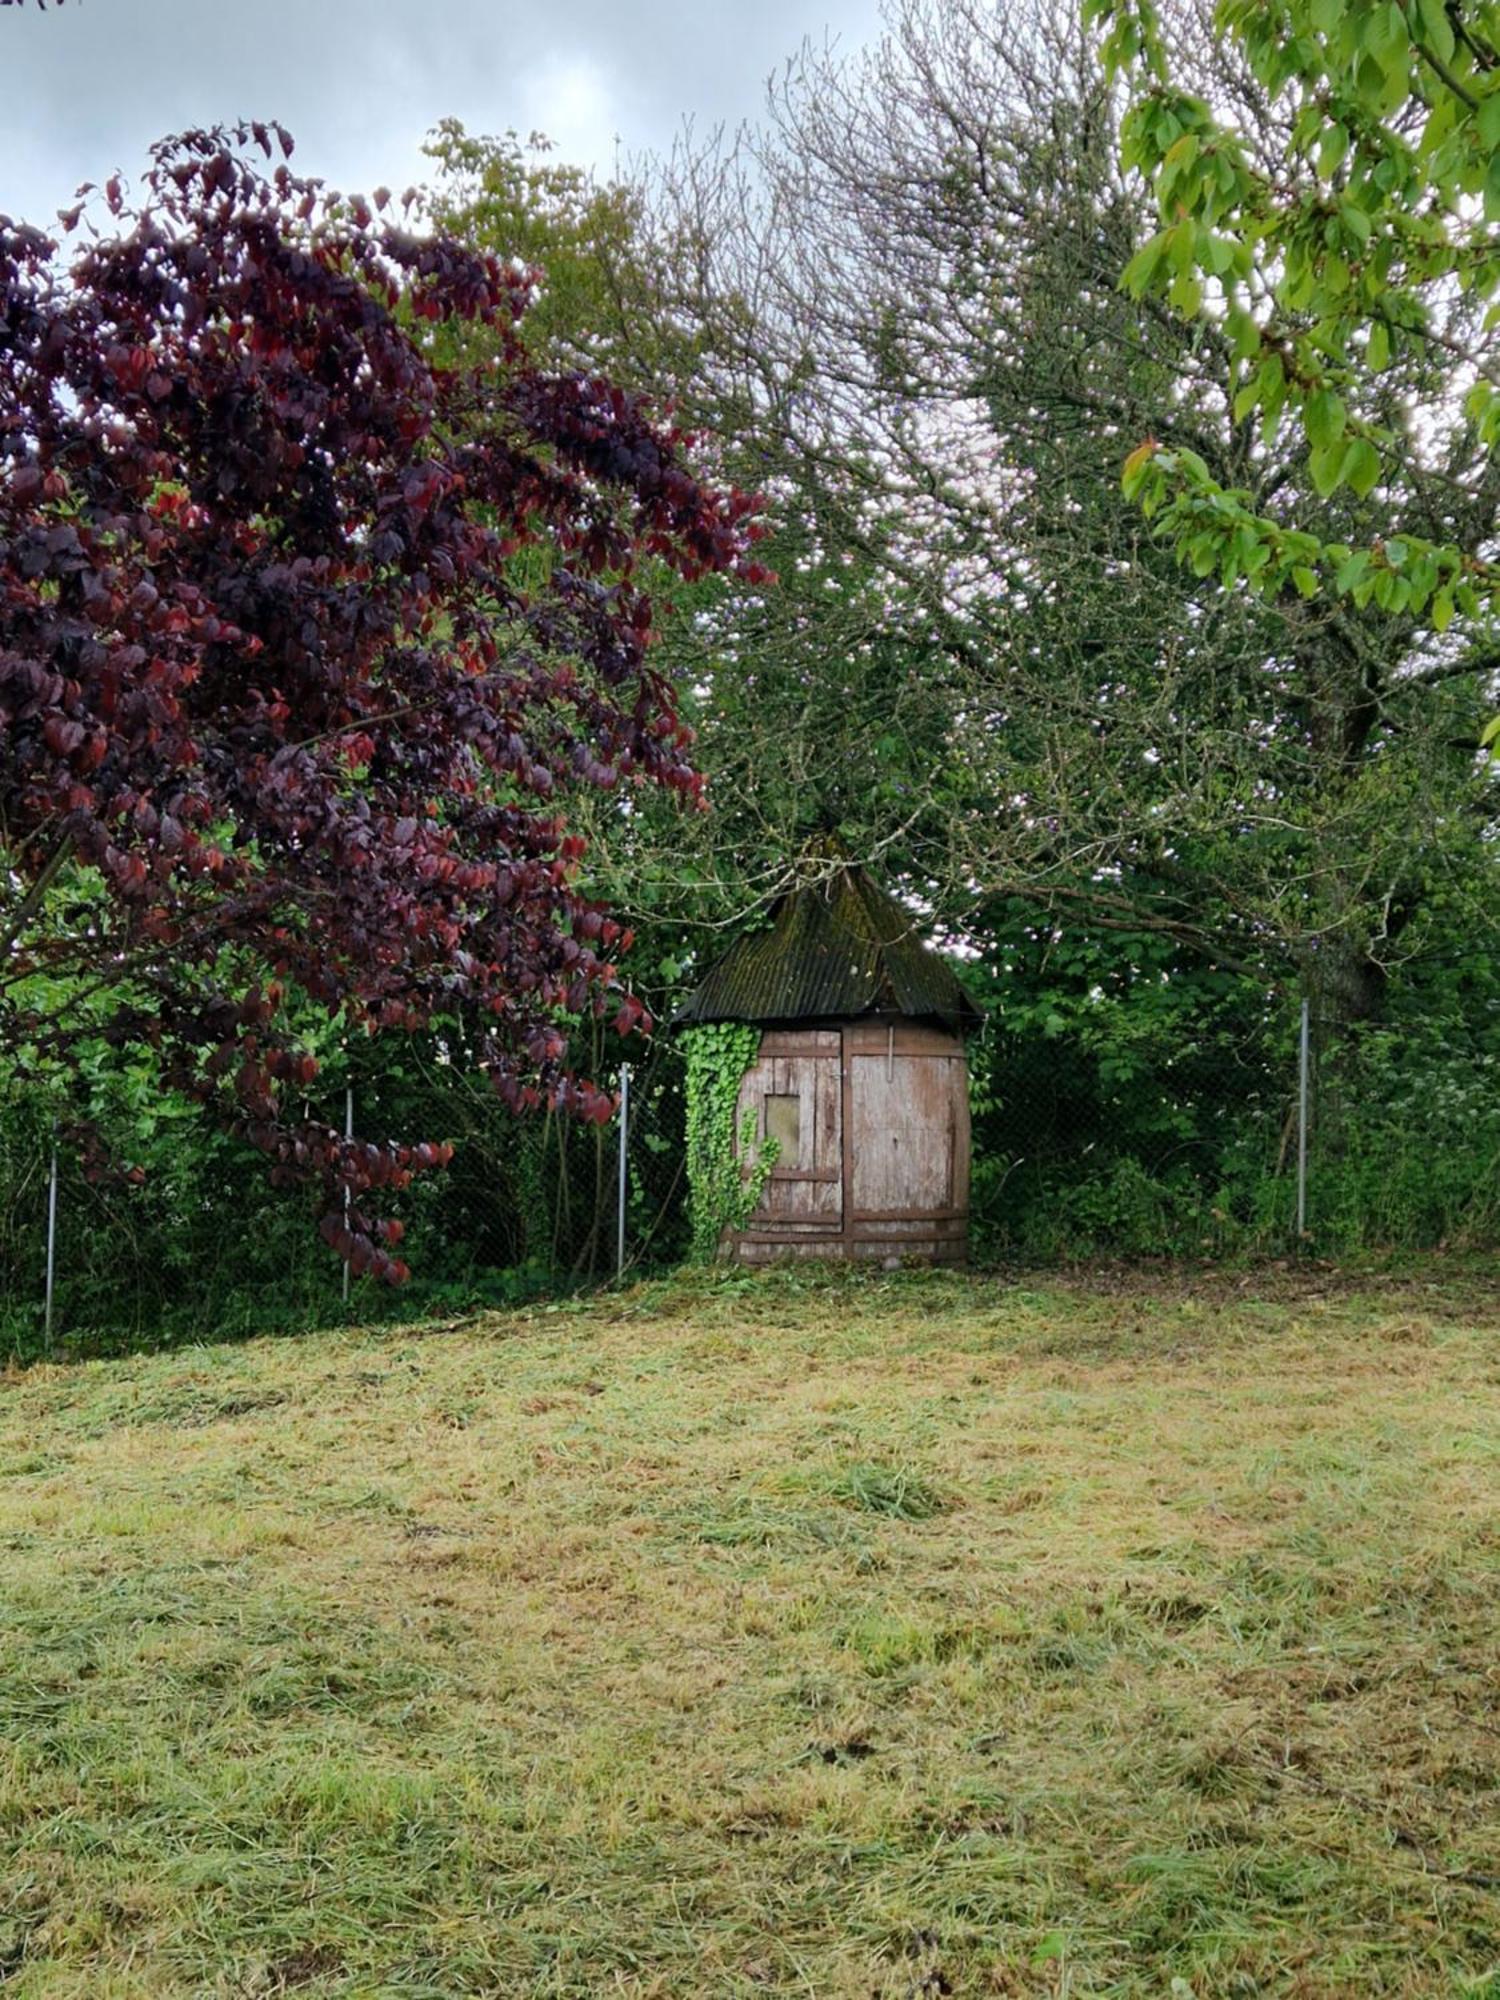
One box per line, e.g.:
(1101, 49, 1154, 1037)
(3, 0, 887, 228)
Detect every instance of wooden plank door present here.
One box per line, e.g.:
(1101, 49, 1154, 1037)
(849, 1052, 955, 1213)
(734, 1030, 843, 1249)
(845, 1022, 968, 1261)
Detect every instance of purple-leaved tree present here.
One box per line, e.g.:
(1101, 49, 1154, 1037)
(0, 123, 765, 1279)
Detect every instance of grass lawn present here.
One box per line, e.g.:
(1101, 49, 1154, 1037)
(1, 1263, 1498, 1997)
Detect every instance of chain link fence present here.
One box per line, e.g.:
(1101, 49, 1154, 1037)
(5, 993, 1500, 1362)
(967, 989, 1500, 1261)
(0, 1035, 693, 1364)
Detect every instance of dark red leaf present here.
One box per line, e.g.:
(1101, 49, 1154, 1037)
(0, 121, 761, 1276)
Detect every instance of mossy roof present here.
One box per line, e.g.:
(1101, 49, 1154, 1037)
(675, 866, 980, 1031)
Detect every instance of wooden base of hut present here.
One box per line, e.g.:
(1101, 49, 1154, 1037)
(727, 1017, 971, 1266)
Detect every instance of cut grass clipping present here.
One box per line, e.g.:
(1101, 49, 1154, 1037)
(1, 1260, 1498, 1996)
(828, 1460, 949, 1521)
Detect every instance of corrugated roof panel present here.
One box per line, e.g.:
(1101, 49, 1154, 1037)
(675, 867, 980, 1030)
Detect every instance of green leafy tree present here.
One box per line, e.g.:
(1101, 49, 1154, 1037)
(1090, 0, 1500, 646)
(631, 1, 1498, 1020)
(426, 123, 965, 969)
(421, 33, 1500, 1261)
(427, 21, 1500, 1054)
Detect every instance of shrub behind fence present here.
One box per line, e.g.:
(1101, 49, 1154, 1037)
(5, 990, 1499, 1362)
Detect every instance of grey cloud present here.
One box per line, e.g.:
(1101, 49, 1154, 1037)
(1, 0, 884, 227)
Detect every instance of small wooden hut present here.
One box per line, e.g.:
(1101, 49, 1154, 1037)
(676, 866, 980, 1265)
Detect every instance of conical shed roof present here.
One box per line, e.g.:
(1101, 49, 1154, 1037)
(675, 866, 980, 1031)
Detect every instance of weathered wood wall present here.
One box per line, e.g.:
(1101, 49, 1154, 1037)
(728, 1018, 970, 1265)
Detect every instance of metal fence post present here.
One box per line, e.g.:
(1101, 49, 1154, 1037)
(342, 1082, 354, 1305)
(616, 1063, 630, 1280)
(44, 1130, 58, 1353)
(1296, 997, 1310, 1240)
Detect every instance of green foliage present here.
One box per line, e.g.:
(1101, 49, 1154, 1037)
(0, 1015, 637, 1364)
(428, 120, 969, 955)
(1093, 0, 1500, 642)
(961, 899, 1500, 1260)
(682, 1024, 775, 1260)
(423, 122, 674, 386)
(593, 12, 1497, 1022)
(0, 1066, 347, 1365)
(1299, 998, 1500, 1252)
(961, 906, 1293, 1259)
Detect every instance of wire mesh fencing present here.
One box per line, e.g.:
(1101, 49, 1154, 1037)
(966, 990, 1500, 1261)
(0, 1037, 694, 1363)
(966, 994, 1299, 1261)
(344, 1034, 691, 1289)
(5, 991, 1500, 1362)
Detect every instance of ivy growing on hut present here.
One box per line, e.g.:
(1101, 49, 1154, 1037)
(682, 1024, 776, 1259)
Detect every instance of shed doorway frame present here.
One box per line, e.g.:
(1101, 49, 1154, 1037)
(729, 1017, 970, 1264)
